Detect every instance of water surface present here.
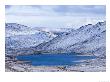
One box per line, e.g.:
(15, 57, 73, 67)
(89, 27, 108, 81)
(16, 53, 96, 66)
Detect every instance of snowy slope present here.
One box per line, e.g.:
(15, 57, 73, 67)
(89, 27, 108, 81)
(6, 23, 32, 37)
(5, 23, 57, 49)
(36, 21, 106, 57)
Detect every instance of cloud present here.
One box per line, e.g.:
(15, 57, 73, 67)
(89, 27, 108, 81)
(5, 5, 106, 28)
(5, 5, 59, 16)
(5, 5, 106, 16)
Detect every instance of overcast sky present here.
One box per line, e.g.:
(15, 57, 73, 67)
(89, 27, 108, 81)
(5, 5, 106, 29)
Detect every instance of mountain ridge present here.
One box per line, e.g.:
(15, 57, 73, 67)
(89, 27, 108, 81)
(35, 21, 106, 57)
(5, 21, 106, 58)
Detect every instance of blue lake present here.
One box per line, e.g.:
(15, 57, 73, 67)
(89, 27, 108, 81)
(16, 53, 96, 66)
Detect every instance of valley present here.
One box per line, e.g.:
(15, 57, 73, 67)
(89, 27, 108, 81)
(5, 21, 106, 72)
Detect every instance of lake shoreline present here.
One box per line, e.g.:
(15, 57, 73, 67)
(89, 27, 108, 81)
(5, 54, 106, 72)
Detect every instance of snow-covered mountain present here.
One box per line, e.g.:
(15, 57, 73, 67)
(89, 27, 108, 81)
(5, 23, 29, 30)
(36, 21, 106, 57)
(5, 21, 106, 57)
(6, 23, 31, 37)
(30, 27, 74, 36)
(5, 23, 57, 49)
